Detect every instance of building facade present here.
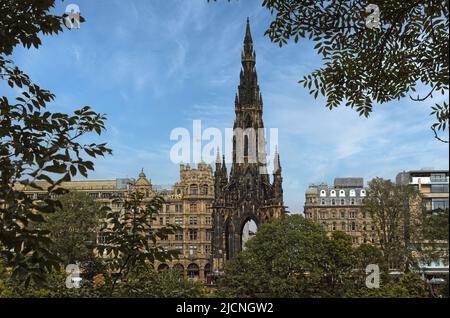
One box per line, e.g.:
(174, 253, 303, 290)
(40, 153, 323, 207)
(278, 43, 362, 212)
(396, 169, 449, 279)
(304, 177, 376, 245)
(211, 18, 285, 274)
(396, 169, 449, 213)
(15, 163, 215, 282)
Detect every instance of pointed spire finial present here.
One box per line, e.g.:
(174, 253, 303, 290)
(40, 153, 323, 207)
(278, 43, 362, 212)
(273, 147, 281, 174)
(216, 147, 221, 164)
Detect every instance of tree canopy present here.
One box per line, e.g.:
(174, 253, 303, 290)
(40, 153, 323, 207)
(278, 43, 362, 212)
(0, 0, 111, 286)
(211, 0, 449, 142)
(218, 215, 397, 297)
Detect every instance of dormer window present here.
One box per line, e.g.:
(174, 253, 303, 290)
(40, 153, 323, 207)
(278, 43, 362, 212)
(360, 189, 366, 197)
(330, 190, 336, 197)
(320, 190, 326, 197)
(349, 189, 356, 197)
(339, 190, 345, 197)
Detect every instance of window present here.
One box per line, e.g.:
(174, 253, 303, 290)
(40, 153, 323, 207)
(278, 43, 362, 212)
(189, 216, 198, 225)
(341, 222, 346, 231)
(205, 245, 211, 255)
(205, 216, 211, 225)
(340, 199, 345, 205)
(201, 184, 209, 195)
(331, 199, 336, 205)
(175, 232, 183, 241)
(352, 237, 358, 244)
(321, 199, 326, 205)
(330, 190, 336, 197)
(432, 199, 449, 211)
(320, 212, 328, 219)
(360, 189, 366, 197)
(175, 217, 183, 225)
(159, 217, 164, 225)
(340, 211, 345, 219)
(349, 189, 356, 197)
(190, 184, 198, 195)
(175, 204, 183, 213)
(350, 211, 356, 219)
(431, 173, 447, 182)
(351, 222, 356, 231)
(363, 222, 367, 231)
(189, 245, 197, 256)
(431, 184, 449, 193)
(89, 193, 99, 199)
(339, 190, 345, 197)
(332, 222, 337, 231)
(320, 190, 326, 197)
(331, 211, 336, 219)
(350, 198, 355, 205)
(189, 230, 198, 241)
(190, 203, 197, 212)
(206, 231, 212, 241)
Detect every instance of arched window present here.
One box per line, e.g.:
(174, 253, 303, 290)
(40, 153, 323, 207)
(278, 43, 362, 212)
(201, 184, 208, 195)
(204, 263, 212, 284)
(350, 198, 355, 205)
(349, 189, 356, 197)
(187, 263, 200, 280)
(332, 222, 337, 231)
(190, 184, 198, 195)
(330, 190, 336, 197)
(351, 222, 356, 231)
(320, 190, 326, 197)
(157, 263, 169, 272)
(339, 190, 345, 197)
(331, 199, 336, 205)
(340, 199, 345, 205)
(360, 189, 366, 197)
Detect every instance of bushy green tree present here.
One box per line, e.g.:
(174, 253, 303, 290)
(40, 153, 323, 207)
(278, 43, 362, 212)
(359, 272, 429, 298)
(218, 215, 431, 298)
(364, 178, 427, 271)
(0, 0, 111, 286)
(219, 215, 365, 297)
(96, 193, 181, 294)
(115, 265, 206, 298)
(42, 191, 101, 265)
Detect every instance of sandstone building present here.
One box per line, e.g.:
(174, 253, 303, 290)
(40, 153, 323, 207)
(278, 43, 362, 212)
(16, 163, 215, 282)
(304, 177, 376, 245)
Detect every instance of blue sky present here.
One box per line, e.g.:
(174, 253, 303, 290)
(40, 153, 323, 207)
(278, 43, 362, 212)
(1, 0, 448, 213)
